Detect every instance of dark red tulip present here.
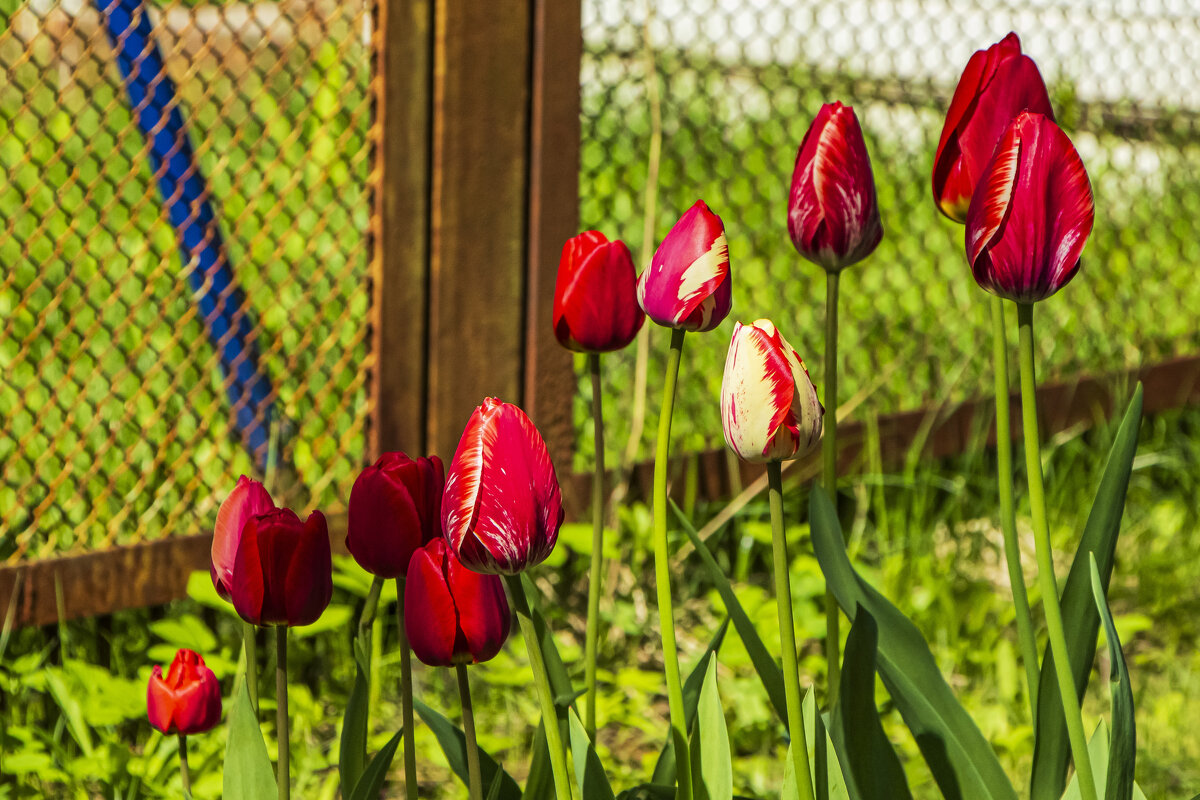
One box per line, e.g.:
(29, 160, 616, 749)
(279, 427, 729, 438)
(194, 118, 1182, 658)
(347, 452, 444, 578)
(147, 649, 222, 735)
(442, 398, 564, 574)
(965, 112, 1094, 304)
(231, 508, 333, 627)
(553, 231, 645, 352)
(636, 200, 731, 332)
(404, 538, 510, 666)
(787, 102, 882, 271)
(933, 32, 1055, 223)
(211, 476, 274, 601)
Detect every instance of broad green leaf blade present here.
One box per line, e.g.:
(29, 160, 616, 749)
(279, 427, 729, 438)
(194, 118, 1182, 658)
(802, 689, 850, 800)
(568, 709, 616, 800)
(339, 658, 369, 792)
(1091, 555, 1135, 800)
(689, 654, 733, 800)
(673, 500, 788, 724)
(523, 721, 554, 800)
(810, 487, 1016, 800)
(348, 729, 402, 800)
(487, 769, 508, 800)
(223, 681, 277, 800)
(414, 697, 523, 800)
(828, 607, 912, 800)
(1061, 721, 1110, 800)
(1031, 386, 1143, 800)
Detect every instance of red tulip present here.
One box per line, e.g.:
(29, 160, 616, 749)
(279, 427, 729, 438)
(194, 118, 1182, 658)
(230, 508, 333, 627)
(211, 476, 275, 601)
(147, 649, 222, 735)
(553, 231, 645, 352)
(787, 102, 882, 271)
(443, 398, 564, 574)
(721, 319, 823, 463)
(404, 538, 510, 666)
(965, 112, 1093, 304)
(347, 452, 444, 578)
(933, 33, 1055, 223)
(636, 200, 731, 332)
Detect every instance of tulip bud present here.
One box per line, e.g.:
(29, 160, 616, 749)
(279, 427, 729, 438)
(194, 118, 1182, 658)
(965, 112, 1093, 304)
(787, 102, 882, 271)
(933, 33, 1055, 223)
(211, 476, 275, 601)
(404, 538, 510, 666)
(636, 200, 731, 332)
(553, 231, 645, 352)
(147, 649, 222, 735)
(231, 508, 333, 627)
(721, 320, 823, 463)
(443, 398, 564, 574)
(347, 452, 444, 578)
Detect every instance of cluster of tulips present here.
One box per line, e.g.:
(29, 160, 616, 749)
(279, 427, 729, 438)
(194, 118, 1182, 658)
(145, 32, 1147, 800)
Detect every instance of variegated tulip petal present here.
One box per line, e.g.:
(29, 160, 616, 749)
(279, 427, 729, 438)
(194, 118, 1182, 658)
(637, 200, 731, 332)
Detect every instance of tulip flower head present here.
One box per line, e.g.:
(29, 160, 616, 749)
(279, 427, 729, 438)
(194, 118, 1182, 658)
(147, 648, 222, 735)
(347, 452, 444, 578)
(443, 398, 564, 574)
(230, 507, 333, 627)
(933, 33, 1055, 223)
(721, 320, 824, 463)
(965, 112, 1094, 304)
(210, 476, 274, 601)
(553, 230, 645, 352)
(636, 200, 732, 332)
(404, 538, 511, 666)
(787, 102, 883, 272)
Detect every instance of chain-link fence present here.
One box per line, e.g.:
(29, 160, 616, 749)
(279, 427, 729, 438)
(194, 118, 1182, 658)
(578, 0, 1200, 465)
(0, 0, 372, 561)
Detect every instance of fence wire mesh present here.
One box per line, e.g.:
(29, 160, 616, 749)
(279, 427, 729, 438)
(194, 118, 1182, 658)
(578, 0, 1200, 466)
(1, 0, 372, 561)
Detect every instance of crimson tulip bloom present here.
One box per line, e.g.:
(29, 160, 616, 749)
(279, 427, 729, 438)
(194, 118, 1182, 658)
(404, 538, 510, 666)
(230, 508, 333, 627)
(787, 102, 882, 271)
(553, 231, 645, 352)
(721, 319, 824, 463)
(443, 398, 564, 574)
(210, 476, 274, 601)
(966, 112, 1094, 304)
(346, 452, 444, 578)
(933, 33, 1055, 223)
(147, 649, 222, 735)
(636, 200, 731, 332)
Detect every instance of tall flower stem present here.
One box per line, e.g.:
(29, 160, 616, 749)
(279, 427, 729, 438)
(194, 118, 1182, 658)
(822, 270, 842, 699)
(358, 575, 385, 651)
(504, 574, 573, 800)
(1016, 302, 1097, 800)
(395, 578, 419, 800)
(275, 627, 289, 800)
(652, 327, 693, 800)
(243, 621, 258, 715)
(456, 664, 484, 800)
(584, 352, 606, 739)
(990, 296, 1040, 714)
(178, 734, 191, 796)
(768, 462, 815, 800)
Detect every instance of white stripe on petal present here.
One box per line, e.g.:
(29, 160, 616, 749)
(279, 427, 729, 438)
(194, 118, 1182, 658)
(672, 233, 728, 324)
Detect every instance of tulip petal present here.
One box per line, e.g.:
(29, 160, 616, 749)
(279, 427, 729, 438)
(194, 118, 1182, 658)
(637, 201, 731, 332)
(347, 460, 425, 578)
(230, 516, 268, 625)
(284, 511, 333, 627)
(146, 666, 175, 733)
(966, 130, 1020, 270)
(554, 235, 645, 352)
(211, 476, 273, 599)
(404, 542, 461, 666)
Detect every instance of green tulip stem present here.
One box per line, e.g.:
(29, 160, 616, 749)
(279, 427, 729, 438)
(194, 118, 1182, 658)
(178, 734, 191, 796)
(822, 269, 842, 700)
(395, 578, 419, 800)
(242, 621, 258, 715)
(1016, 302, 1098, 800)
(652, 327, 693, 800)
(504, 574, 574, 800)
(990, 296, 1040, 715)
(768, 462, 816, 800)
(456, 664, 484, 800)
(584, 352, 606, 739)
(358, 575, 385, 651)
(275, 626, 289, 800)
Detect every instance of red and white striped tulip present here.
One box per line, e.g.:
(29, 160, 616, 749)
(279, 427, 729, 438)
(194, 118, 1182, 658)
(211, 476, 274, 601)
(721, 320, 823, 463)
(442, 398, 564, 574)
(965, 112, 1094, 304)
(553, 230, 645, 352)
(636, 200, 731, 332)
(787, 102, 883, 271)
(933, 33, 1055, 223)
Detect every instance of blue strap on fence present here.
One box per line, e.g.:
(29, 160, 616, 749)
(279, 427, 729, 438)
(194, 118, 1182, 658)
(95, 0, 274, 467)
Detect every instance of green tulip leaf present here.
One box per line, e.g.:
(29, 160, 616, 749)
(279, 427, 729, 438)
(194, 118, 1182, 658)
(415, 697, 522, 800)
(223, 681, 277, 800)
(689, 654, 733, 800)
(1061, 721, 1111, 800)
(800, 688, 850, 800)
(347, 729, 402, 800)
(1091, 554, 1136, 800)
(523, 721, 554, 800)
(339, 657, 369, 792)
(568, 709, 616, 800)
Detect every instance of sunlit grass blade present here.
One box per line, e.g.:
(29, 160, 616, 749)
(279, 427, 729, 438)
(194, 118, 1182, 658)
(1090, 554, 1135, 800)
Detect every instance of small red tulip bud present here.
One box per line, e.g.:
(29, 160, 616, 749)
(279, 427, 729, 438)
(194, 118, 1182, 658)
(146, 649, 222, 735)
(553, 231, 645, 353)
